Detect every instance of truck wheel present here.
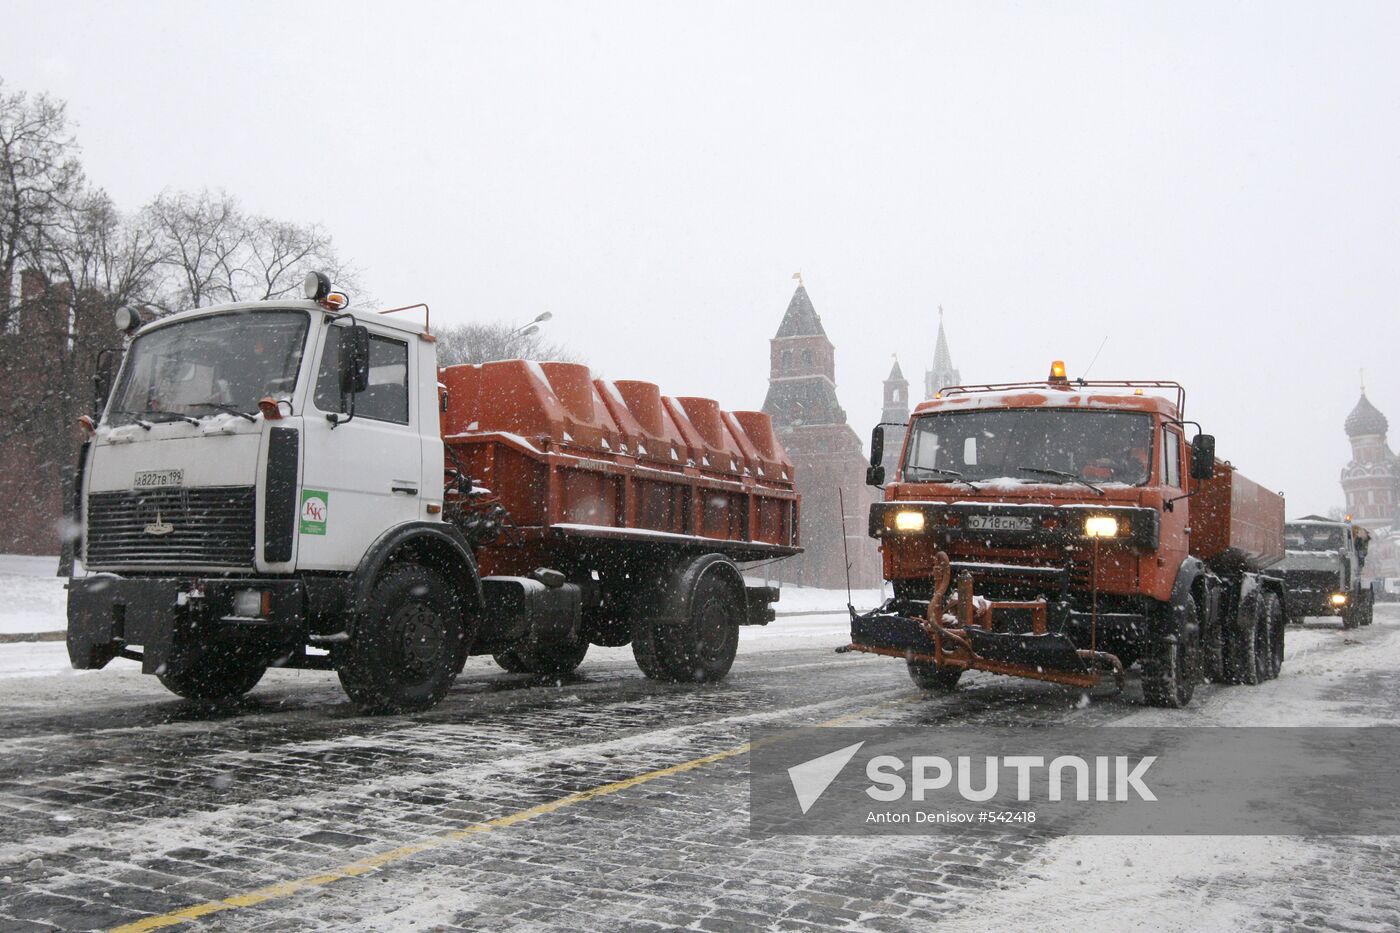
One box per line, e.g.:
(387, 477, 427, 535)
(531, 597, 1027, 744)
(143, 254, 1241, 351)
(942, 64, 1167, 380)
(1224, 598, 1261, 685)
(336, 563, 467, 714)
(157, 649, 266, 701)
(1360, 592, 1374, 627)
(633, 556, 742, 683)
(1341, 604, 1359, 630)
(493, 640, 589, 677)
(1263, 592, 1284, 680)
(1253, 600, 1275, 683)
(908, 660, 962, 692)
(1142, 596, 1200, 708)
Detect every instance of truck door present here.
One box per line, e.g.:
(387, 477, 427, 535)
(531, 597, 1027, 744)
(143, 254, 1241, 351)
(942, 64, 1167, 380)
(1159, 426, 1189, 564)
(299, 321, 423, 571)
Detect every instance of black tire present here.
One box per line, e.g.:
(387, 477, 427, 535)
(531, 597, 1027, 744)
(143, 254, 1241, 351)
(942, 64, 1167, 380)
(1224, 596, 1261, 685)
(1263, 592, 1285, 680)
(1254, 598, 1275, 683)
(1341, 604, 1358, 630)
(494, 640, 589, 677)
(1142, 596, 1200, 708)
(335, 563, 468, 714)
(907, 660, 962, 692)
(633, 557, 742, 683)
(1360, 592, 1374, 627)
(157, 648, 266, 701)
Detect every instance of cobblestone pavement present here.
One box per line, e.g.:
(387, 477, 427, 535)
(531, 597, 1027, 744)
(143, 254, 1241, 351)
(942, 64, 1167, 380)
(2, 612, 1399, 932)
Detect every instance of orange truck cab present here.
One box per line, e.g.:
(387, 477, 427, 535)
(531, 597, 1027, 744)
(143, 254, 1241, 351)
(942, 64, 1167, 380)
(852, 363, 1287, 708)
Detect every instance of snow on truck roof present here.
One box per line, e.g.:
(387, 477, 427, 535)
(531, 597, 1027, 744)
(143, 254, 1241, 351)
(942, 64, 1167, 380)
(133, 299, 428, 337)
(912, 386, 1180, 418)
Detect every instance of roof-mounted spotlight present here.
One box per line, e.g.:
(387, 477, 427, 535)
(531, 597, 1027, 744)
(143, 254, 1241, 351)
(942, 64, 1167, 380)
(303, 271, 350, 310)
(114, 306, 155, 334)
(304, 271, 332, 302)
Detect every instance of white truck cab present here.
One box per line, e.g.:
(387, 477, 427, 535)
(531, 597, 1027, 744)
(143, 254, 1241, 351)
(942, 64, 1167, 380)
(68, 286, 481, 709)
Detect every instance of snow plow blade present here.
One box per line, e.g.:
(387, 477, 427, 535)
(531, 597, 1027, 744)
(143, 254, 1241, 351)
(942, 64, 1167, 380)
(849, 607, 1108, 688)
(962, 627, 1091, 676)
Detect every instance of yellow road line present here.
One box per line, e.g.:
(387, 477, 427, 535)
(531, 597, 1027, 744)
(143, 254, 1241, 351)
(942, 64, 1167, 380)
(112, 694, 913, 933)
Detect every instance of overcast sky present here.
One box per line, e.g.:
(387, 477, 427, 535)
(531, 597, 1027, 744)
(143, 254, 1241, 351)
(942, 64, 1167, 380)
(4, 1, 1397, 515)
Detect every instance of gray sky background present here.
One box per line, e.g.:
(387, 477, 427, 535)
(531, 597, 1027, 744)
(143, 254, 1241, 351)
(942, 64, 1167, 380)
(4, 1, 1397, 516)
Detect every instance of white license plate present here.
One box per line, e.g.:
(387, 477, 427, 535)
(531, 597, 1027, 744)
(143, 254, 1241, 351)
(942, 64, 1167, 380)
(134, 469, 183, 489)
(968, 514, 1033, 532)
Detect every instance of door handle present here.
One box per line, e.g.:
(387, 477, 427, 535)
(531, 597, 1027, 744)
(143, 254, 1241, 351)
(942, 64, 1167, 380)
(391, 484, 419, 496)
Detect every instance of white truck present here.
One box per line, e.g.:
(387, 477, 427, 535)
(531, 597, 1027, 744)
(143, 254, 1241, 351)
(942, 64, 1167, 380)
(1279, 517, 1372, 628)
(66, 275, 799, 711)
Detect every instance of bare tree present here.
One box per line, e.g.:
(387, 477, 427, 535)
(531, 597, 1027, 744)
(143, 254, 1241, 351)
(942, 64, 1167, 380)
(435, 320, 580, 366)
(0, 78, 83, 325)
(0, 77, 361, 554)
(144, 189, 245, 310)
(145, 189, 354, 311)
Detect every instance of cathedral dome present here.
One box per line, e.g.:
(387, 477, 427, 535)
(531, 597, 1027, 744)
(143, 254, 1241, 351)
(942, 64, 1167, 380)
(1346, 393, 1389, 438)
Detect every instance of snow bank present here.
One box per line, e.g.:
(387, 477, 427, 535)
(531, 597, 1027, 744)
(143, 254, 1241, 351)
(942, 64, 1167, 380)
(0, 554, 65, 636)
(754, 583, 887, 615)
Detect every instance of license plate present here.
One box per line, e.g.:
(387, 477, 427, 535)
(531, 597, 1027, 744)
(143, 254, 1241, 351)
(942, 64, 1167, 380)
(968, 514, 1032, 532)
(134, 469, 183, 489)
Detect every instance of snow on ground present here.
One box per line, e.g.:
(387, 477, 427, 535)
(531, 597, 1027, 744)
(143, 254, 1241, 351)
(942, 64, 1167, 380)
(938, 604, 1400, 933)
(762, 582, 886, 615)
(0, 555, 65, 636)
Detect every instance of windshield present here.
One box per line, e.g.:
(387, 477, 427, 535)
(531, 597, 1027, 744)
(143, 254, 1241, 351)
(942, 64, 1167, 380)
(107, 310, 310, 425)
(902, 409, 1155, 486)
(1285, 524, 1346, 552)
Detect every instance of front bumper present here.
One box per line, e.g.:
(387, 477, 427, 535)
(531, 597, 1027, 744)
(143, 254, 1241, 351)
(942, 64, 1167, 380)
(67, 575, 307, 673)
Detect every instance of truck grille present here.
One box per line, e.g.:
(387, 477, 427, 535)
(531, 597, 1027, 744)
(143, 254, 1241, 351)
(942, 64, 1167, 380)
(1283, 569, 1340, 593)
(85, 486, 256, 569)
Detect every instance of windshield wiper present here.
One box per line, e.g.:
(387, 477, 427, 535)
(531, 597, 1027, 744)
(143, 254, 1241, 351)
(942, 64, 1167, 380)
(108, 410, 153, 430)
(1017, 466, 1106, 497)
(188, 401, 257, 422)
(140, 410, 202, 427)
(905, 466, 980, 491)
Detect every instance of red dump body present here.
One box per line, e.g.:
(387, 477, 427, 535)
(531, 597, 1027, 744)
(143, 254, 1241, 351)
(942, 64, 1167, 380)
(1191, 461, 1285, 572)
(439, 360, 800, 575)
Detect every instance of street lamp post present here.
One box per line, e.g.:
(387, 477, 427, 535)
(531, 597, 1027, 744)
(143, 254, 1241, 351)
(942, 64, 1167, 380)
(510, 311, 553, 338)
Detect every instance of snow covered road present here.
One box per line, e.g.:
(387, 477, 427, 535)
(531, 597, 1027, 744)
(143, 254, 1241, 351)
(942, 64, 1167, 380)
(0, 557, 1397, 931)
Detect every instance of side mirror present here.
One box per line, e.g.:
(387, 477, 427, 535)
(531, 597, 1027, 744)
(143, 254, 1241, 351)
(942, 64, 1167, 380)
(92, 348, 122, 412)
(339, 325, 370, 394)
(870, 425, 886, 469)
(1190, 434, 1216, 480)
(866, 464, 886, 487)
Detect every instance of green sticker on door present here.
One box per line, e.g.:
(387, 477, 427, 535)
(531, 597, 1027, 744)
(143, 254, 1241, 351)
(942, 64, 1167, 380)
(300, 489, 329, 535)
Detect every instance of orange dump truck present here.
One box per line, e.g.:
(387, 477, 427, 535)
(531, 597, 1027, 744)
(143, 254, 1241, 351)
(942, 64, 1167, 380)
(849, 363, 1285, 708)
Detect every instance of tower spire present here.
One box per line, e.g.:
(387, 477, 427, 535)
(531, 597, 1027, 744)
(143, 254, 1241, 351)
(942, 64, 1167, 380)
(925, 307, 960, 399)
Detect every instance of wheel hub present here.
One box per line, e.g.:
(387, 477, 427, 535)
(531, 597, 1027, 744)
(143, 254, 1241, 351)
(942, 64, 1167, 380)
(696, 598, 731, 664)
(397, 604, 446, 670)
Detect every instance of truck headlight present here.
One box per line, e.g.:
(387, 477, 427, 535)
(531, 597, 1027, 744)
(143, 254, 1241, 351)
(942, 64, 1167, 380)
(1330, 593, 1348, 607)
(1084, 516, 1120, 538)
(892, 510, 926, 532)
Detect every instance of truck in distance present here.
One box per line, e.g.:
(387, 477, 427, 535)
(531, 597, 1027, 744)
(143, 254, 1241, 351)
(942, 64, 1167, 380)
(67, 274, 800, 712)
(849, 361, 1287, 707)
(1279, 517, 1372, 628)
